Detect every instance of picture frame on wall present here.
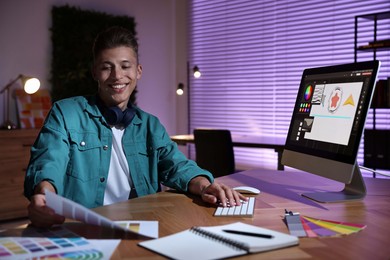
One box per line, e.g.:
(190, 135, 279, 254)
(15, 89, 51, 129)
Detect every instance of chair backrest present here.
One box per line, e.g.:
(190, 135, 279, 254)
(193, 129, 235, 178)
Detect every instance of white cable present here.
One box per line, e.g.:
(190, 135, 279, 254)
(359, 165, 390, 178)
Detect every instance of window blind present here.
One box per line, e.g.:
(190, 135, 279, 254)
(188, 0, 390, 172)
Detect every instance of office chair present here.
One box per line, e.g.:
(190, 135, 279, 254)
(193, 129, 236, 178)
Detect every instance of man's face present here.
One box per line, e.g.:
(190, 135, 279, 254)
(93, 46, 142, 109)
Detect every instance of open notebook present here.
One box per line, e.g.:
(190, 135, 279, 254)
(138, 222, 298, 260)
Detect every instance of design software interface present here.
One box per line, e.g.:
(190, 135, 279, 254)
(289, 68, 375, 161)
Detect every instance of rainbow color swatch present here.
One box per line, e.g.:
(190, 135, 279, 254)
(32, 249, 103, 259)
(285, 213, 366, 238)
(300, 216, 366, 237)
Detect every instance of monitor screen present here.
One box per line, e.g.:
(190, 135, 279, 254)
(282, 60, 381, 203)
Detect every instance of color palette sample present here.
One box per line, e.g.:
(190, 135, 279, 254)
(299, 102, 311, 113)
(301, 216, 366, 237)
(32, 249, 103, 259)
(285, 212, 366, 238)
(304, 85, 313, 100)
(115, 220, 159, 238)
(0, 226, 105, 259)
(284, 214, 306, 237)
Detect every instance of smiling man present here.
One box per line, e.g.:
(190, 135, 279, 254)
(24, 26, 246, 228)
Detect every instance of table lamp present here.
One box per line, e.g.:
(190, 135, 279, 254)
(0, 74, 40, 130)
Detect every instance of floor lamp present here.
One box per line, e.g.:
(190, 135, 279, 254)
(177, 63, 201, 158)
(176, 62, 201, 134)
(0, 74, 40, 130)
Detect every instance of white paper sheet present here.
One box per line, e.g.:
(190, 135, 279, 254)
(45, 189, 158, 238)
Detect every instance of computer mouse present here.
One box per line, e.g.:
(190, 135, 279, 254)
(233, 186, 260, 195)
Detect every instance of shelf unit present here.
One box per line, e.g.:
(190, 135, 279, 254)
(354, 11, 390, 61)
(354, 11, 390, 172)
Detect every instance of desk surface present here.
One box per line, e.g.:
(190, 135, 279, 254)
(5, 170, 390, 259)
(99, 170, 390, 259)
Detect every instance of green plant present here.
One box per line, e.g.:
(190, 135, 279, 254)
(50, 5, 137, 104)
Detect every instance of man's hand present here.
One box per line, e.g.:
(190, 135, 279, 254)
(188, 176, 248, 207)
(27, 181, 65, 228)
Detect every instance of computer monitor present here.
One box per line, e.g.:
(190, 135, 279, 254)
(281, 60, 381, 203)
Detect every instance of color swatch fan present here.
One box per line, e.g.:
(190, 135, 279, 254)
(284, 211, 366, 238)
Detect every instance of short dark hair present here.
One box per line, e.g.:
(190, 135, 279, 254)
(92, 26, 139, 63)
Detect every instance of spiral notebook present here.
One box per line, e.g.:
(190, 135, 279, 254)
(138, 222, 298, 260)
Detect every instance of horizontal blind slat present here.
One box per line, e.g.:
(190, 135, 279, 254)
(189, 0, 390, 169)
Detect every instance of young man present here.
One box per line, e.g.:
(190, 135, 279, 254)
(24, 26, 246, 228)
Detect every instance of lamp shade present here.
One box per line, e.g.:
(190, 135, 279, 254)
(193, 66, 201, 78)
(0, 74, 40, 95)
(23, 77, 40, 94)
(176, 83, 184, 95)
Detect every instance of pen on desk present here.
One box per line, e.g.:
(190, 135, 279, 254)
(222, 230, 274, 239)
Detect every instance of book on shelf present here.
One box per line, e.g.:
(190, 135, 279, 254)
(138, 222, 299, 260)
(358, 39, 390, 49)
(369, 39, 390, 45)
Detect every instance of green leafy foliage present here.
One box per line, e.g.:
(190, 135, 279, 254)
(50, 5, 137, 104)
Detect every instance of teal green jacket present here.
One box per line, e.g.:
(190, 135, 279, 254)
(24, 96, 213, 208)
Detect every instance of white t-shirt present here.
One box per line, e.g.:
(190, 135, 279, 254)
(103, 127, 133, 205)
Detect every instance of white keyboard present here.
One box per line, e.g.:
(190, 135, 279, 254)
(214, 197, 255, 217)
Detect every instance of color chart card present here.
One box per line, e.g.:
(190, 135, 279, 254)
(0, 226, 119, 260)
(301, 216, 366, 237)
(115, 221, 159, 238)
(284, 211, 366, 238)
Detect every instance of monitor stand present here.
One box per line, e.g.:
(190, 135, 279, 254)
(301, 164, 366, 203)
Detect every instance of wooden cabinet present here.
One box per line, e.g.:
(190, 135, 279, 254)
(0, 129, 40, 221)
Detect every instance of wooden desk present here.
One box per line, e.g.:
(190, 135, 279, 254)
(4, 170, 390, 259)
(171, 134, 286, 170)
(78, 170, 390, 259)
